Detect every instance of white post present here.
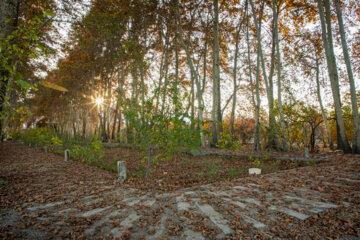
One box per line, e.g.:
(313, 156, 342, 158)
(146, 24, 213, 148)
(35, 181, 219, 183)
(117, 161, 126, 182)
(44, 146, 48, 153)
(64, 149, 70, 162)
(304, 147, 309, 159)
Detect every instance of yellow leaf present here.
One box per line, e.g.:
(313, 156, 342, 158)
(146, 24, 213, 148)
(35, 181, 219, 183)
(40, 81, 68, 92)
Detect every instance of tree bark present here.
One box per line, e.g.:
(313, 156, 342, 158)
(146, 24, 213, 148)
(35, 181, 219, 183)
(333, 0, 360, 153)
(211, 0, 222, 145)
(230, 19, 243, 136)
(246, 1, 261, 150)
(273, 0, 288, 151)
(317, 0, 351, 153)
(175, 0, 205, 147)
(0, 0, 20, 139)
(249, 0, 280, 150)
(315, 59, 334, 150)
(173, 29, 180, 115)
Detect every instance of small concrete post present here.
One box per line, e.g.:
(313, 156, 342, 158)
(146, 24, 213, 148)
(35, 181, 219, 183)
(64, 149, 70, 162)
(117, 161, 126, 182)
(249, 168, 261, 175)
(304, 147, 309, 159)
(44, 146, 48, 153)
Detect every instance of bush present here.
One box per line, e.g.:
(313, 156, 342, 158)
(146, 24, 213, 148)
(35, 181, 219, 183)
(217, 132, 242, 151)
(10, 129, 22, 141)
(71, 137, 104, 165)
(15, 128, 61, 148)
(13, 127, 103, 165)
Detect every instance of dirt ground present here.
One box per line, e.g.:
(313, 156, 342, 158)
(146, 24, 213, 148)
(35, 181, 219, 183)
(1, 142, 360, 239)
(101, 147, 321, 191)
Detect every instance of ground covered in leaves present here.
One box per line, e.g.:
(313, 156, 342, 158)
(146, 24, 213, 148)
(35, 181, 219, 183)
(1, 142, 360, 239)
(102, 147, 319, 191)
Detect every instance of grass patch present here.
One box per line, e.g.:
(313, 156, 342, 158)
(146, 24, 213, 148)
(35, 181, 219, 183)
(228, 167, 247, 178)
(98, 159, 117, 173)
(129, 165, 148, 178)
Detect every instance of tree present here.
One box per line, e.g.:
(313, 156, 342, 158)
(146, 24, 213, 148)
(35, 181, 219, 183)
(333, 0, 360, 153)
(211, 0, 222, 145)
(246, 0, 261, 150)
(316, 0, 351, 153)
(272, 0, 288, 151)
(0, 0, 57, 139)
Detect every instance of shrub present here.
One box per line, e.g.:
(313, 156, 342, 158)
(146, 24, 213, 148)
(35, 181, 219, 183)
(217, 132, 242, 151)
(249, 156, 261, 168)
(15, 127, 103, 165)
(16, 128, 59, 147)
(10, 129, 22, 141)
(71, 137, 104, 165)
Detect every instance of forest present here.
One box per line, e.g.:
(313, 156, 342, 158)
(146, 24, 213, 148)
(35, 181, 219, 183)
(1, 0, 359, 156)
(1, 0, 360, 239)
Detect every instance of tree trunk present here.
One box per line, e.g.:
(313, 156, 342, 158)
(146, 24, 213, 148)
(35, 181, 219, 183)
(249, 0, 280, 150)
(315, 60, 334, 150)
(246, 2, 261, 151)
(273, 0, 288, 151)
(0, 0, 20, 139)
(161, 30, 170, 115)
(155, 43, 165, 114)
(112, 104, 118, 140)
(317, 0, 351, 153)
(173, 30, 180, 115)
(212, 0, 222, 145)
(82, 112, 87, 138)
(333, 0, 360, 153)
(310, 126, 316, 152)
(230, 19, 243, 136)
(175, 1, 205, 147)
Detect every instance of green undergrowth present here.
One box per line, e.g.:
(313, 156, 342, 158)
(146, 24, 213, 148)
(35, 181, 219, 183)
(12, 128, 105, 166)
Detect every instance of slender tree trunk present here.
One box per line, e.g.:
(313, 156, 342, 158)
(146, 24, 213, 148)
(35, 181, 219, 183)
(230, 20, 242, 136)
(82, 112, 87, 138)
(212, 0, 222, 145)
(200, 37, 208, 147)
(315, 60, 334, 150)
(111, 103, 118, 140)
(173, 30, 180, 115)
(191, 69, 195, 122)
(155, 44, 165, 114)
(273, 0, 288, 151)
(250, 0, 280, 150)
(161, 31, 170, 115)
(176, 3, 205, 147)
(139, 61, 145, 112)
(333, 0, 360, 153)
(246, 2, 261, 150)
(106, 76, 112, 140)
(317, 0, 351, 153)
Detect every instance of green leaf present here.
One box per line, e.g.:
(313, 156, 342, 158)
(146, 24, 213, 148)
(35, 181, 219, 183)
(16, 80, 31, 89)
(44, 9, 55, 17)
(29, 53, 38, 59)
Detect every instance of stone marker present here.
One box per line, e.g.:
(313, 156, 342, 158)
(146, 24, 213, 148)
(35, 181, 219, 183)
(249, 168, 261, 175)
(117, 161, 126, 182)
(304, 147, 309, 158)
(44, 146, 48, 153)
(64, 149, 70, 162)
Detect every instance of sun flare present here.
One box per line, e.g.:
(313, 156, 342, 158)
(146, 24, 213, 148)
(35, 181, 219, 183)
(94, 97, 104, 106)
